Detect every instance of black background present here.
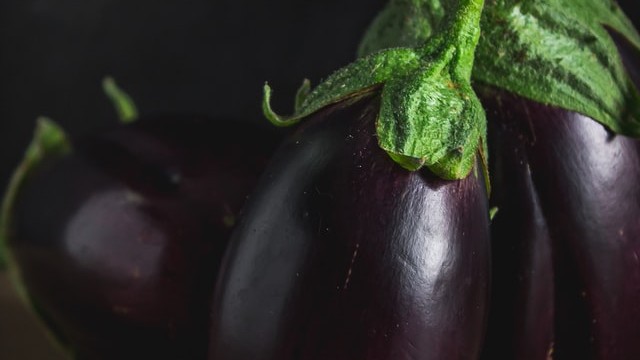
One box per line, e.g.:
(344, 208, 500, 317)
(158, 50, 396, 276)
(0, 0, 637, 194)
(0, 0, 387, 195)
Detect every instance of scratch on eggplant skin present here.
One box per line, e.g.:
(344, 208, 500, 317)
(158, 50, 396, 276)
(546, 341, 554, 360)
(343, 243, 360, 290)
(398, 337, 420, 360)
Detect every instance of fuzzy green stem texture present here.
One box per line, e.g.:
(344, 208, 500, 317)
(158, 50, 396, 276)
(263, 0, 487, 180)
(0, 119, 71, 270)
(0, 119, 75, 356)
(431, 0, 484, 79)
(360, 0, 640, 139)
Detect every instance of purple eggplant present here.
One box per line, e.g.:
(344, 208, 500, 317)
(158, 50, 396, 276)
(6, 115, 279, 359)
(208, 98, 491, 360)
(479, 87, 640, 359)
(345, 0, 640, 358)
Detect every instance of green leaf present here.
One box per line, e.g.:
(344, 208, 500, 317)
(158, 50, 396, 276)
(263, 47, 421, 126)
(0, 118, 71, 270)
(552, 0, 640, 49)
(360, 0, 640, 139)
(474, 0, 640, 136)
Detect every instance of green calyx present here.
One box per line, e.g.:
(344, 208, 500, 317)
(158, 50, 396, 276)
(264, 0, 487, 180)
(475, 0, 640, 137)
(361, 0, 640, 138)
(0, 119, 71, 270)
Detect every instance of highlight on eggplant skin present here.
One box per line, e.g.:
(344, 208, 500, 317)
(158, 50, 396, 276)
(208, 98, 491, 360)
(8, 116, 278, 360)
(479, 87, 640, 360)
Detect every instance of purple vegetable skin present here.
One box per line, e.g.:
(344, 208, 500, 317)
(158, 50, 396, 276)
(208, 99, 491, 360)
(480, 87, 640, 360)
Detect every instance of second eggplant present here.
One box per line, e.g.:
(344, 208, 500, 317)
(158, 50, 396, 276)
(208, 99, 491, 360)
(481, 87, 640, 360)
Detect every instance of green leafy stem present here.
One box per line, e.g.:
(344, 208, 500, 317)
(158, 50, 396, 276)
(263, 0, 487, 180)
(0, 77, 137, 269)
(362, 0, 640, 139)
(0, 119, 71, 269)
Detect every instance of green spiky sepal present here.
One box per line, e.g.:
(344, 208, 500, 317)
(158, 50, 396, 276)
(263, 0, 488, 182)
(263, 46, 488, 181)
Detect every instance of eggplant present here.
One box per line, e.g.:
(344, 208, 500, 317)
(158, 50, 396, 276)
(479, 87, 640, 359)
(5, 115, 278, 359)
(208, 98, 491, 360)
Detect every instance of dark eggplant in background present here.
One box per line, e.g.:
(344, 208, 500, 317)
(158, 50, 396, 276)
(208, 99, 491, 360)
(480, 87, 640, 359)
(3, 115, 278, 359)
(475, 4, 640, 360)
(480, 28, 640, 358)
(0, 0, 387, 358)
(348, 0, 640, 357)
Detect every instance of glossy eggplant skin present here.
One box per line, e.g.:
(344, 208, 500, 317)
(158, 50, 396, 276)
(8, 116, 278, 360)
(480, 88, 640, 360)
(208, 99, 491, 360)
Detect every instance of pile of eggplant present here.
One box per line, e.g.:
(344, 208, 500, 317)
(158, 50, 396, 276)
(1, 0, 640, 359)
(1, 112, 281, 359)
